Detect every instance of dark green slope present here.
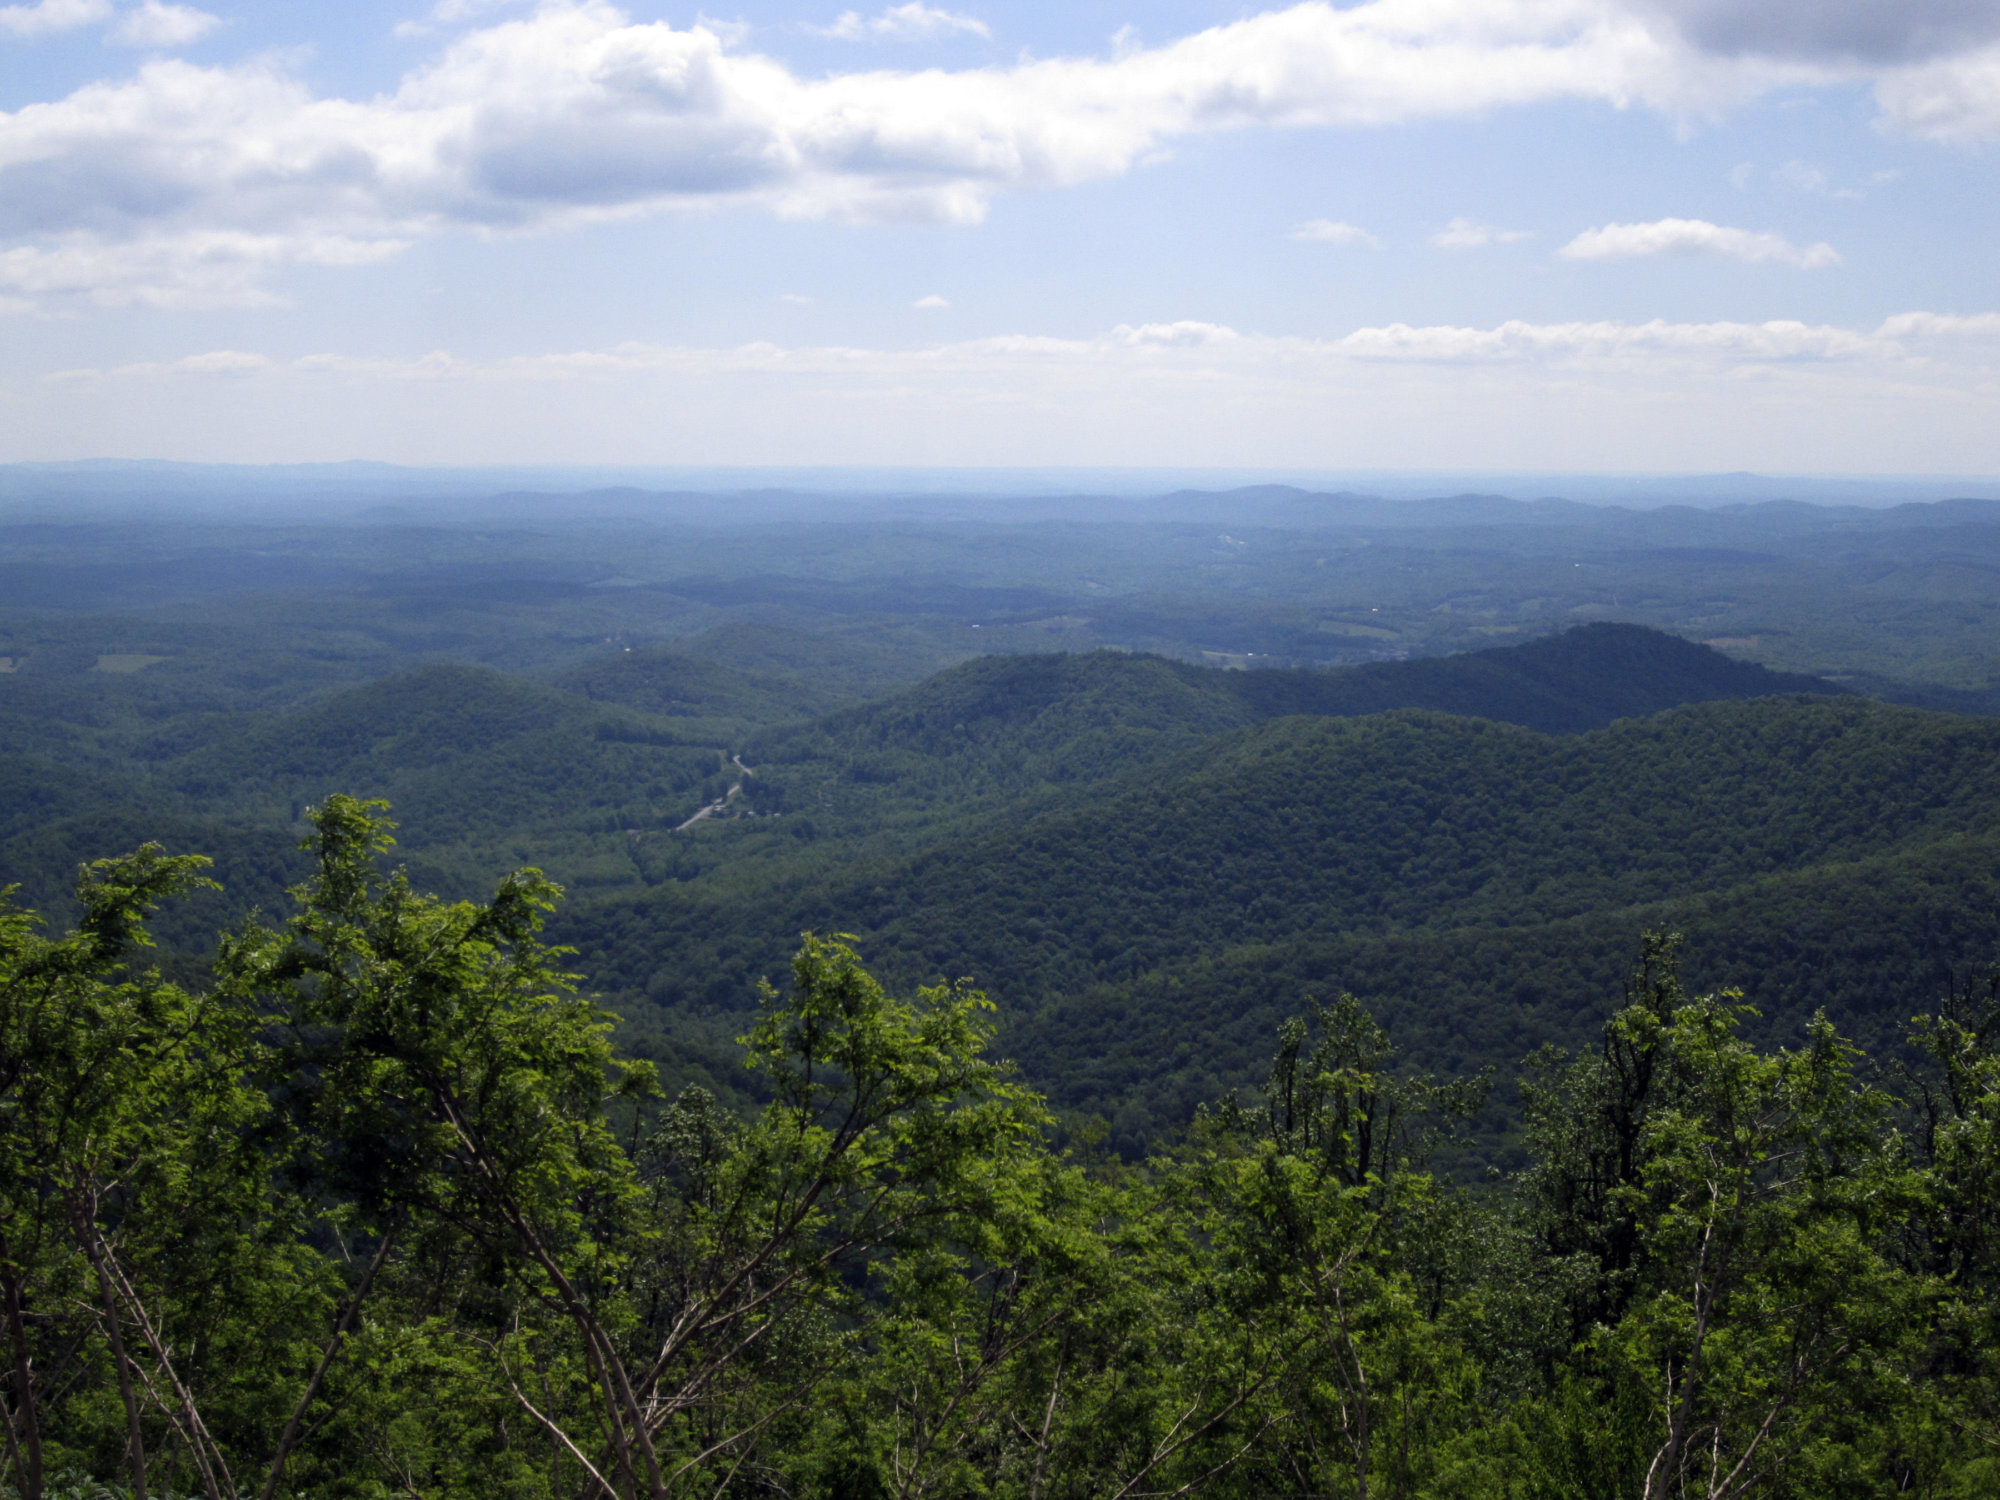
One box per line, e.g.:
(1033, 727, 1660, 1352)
(560, 647, 819, 727)
(746, 650, 1263, 815)
(571, 695, 2000, 1079)
(668, 697, 1997, 995)
(167, 663, 726, 848)
(0, 810, 308, 959)
(0, 751, 154, 842)
(554, 625, 923, 736)
(746, 623, 1838, 816)
(1014, 829, 2000, 1153)
(1221, 619, 1840, 730)
(662, 621, 973, 700)
(173, 663, 590, 788)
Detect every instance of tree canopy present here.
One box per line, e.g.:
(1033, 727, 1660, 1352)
(2, 804, 1998, 1497)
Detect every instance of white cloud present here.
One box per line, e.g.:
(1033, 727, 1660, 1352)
(1336, 315, 1884, 361)
(1115, 320, 1240, 346)
(179, 348, 266, 371)
(1559, 217, 1841, 267)
(1292, 217, 1378, 246)
(394, 1, 534, 41)
(23, 311, 2000, 470)
(0, 232, 407, 309)
(778, 292, 813, 304)
(818, 4, 990, 42)
(1875, 309, 2000, 340)
(913, 294, 949, 309)
(429, 0, 528, 20)
(1873, 42, 2000, 139)
(1773, 159, 1870, 198)
(1432, 217, 1532, 249)
(110, 1, 217, 47)
(64, 310, 1998, 386)
(0, 0, 1992, 309)
(0, 0, 110, 36)
(151, 348, 270, 373)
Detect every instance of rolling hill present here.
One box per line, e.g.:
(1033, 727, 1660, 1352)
(3, 615, 1987, 1156)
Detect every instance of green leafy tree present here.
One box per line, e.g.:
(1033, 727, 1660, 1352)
(217, 796, 658, 1498)
(1159, 997, 1488, 1500)
(1517, 936, 1928, 1500)
(0, 847, 323, 1500)
(639, 934, 1053, 1493)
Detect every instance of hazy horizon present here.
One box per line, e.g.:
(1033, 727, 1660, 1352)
(4, 459, 1999, 517)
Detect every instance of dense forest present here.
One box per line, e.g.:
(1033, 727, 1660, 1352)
(5, 487, 2000, 1495)
(4, 800, 2000, 1499)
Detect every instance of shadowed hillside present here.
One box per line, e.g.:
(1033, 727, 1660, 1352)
(738, 623, 1842, 825)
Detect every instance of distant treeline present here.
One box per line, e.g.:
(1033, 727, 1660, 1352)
(3, 800, 1999, 1498)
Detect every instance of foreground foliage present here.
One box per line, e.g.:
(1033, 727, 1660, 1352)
(3, 804, 1999, 1497)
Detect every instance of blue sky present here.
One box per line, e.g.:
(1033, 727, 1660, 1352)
(3, 0, 1999, 472)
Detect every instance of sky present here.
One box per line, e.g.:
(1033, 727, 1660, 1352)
(2, 0, 1999, 473)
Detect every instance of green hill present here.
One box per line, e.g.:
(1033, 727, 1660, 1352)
(0, 751, 153, 842)
(1011, 827, 2000, 1153)
(567, 691, 2000, 1140)
(739, 622, 1839, 829)
(553, 623, 937, 738)
(161, 664, 726, 884)
(0, 615, 1985, 1157)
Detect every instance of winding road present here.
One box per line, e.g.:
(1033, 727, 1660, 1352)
(672, 754, 755, 832)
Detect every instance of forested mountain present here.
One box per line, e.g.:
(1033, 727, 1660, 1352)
(5, 596, 1986, 1143)
(576, 692, 2000, 1143)
(6, 492, 2000, 1496)
(1020, 823, 2000, 1150)
(734, 623, 1835, 820)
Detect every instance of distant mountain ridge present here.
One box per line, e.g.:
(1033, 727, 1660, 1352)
(753, 624, 1843, 805)
(1206, 620, 1841, 731)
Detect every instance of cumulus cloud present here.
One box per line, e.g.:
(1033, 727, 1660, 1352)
(1115, 320, 1240, 347)
(1622, 0, 2000, 141)
(1874, 309, 2000, 340)
(1559, 217, 1841, 267)
(1432, 217, 1532, 249)
(0, 0, 1992, 309)
(1292, 218, 1378, 245)
(0, 0, 110, 36)
(912, 294, 949, 308)
(817, 4, 990, 42)
(1874, 43, 2000, 139)
(111, 1, 219, 47)
(24, 0, 1732, 306)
